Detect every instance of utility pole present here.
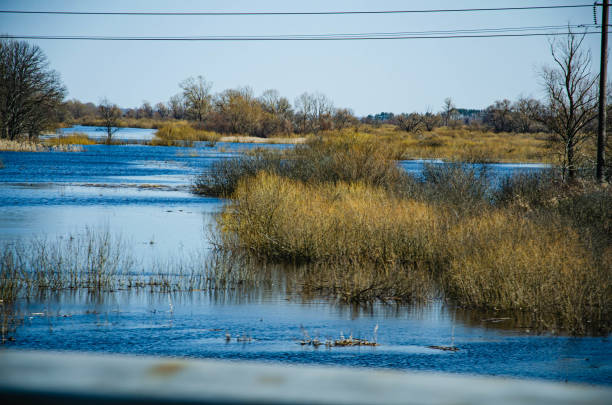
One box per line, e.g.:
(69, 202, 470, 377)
(596, 0, 609, 182)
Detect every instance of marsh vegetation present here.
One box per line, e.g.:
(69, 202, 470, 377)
(196, 134, 611, 335)
(0, 231, 263, 304)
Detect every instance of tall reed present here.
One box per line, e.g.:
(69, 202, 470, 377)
(214, 169, 611, 334)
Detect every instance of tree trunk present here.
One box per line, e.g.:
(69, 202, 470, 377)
(567, 142, 576, 179)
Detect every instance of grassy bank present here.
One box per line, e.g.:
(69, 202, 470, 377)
(44, 133, 97, 146)
(194, 132, 411, 197)
(150, 122, 221, 146)
(396, 127, 552, 163)
(314, 126, 554, 163)
(0, 138, 83, 152)
(203, 136, 611, 335)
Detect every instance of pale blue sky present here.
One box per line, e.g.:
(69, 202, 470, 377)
(0, 0, 604, 115)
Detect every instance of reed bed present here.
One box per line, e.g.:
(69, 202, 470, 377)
(203, 134, 611, 334)
(0, 138, 83, 152)
(218, 172, 440, 266)
(444, 211, 610, 335)
(397, 127, 553, 163)
(0, 231, 262, 303)
(194, 133, 413, 197)
(349, 125, 553, 163)
(150, 121, 221, 146)
(45, 133, 97, 146)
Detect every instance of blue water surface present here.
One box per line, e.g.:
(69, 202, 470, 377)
(0, 138, 608, 386)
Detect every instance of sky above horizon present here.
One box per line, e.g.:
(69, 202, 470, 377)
(0, 0, 606, 116)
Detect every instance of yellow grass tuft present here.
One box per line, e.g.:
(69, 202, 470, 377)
(151, 121, 221, 146)
(216, 171, 611, 334)
(45, 133, 97, 146)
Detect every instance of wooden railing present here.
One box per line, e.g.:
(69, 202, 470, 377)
(0, 350, 610, 404)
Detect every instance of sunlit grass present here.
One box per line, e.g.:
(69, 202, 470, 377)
(0, 138, 83, 152)
(216, 172, 610, 334)
(45, 133, 97, 146)
(150, 121, 221, 146)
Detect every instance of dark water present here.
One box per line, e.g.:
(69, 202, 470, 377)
(0, 139, 610, 386)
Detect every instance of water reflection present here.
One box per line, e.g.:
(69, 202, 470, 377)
(2, 282, 610, 385)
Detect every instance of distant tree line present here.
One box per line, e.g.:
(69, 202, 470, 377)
(1, 33, 607, 180)
(363, 97, 550, 134)
(59, 76, 359, 137)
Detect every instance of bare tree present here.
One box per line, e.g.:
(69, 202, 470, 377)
(141, 101, 153, 119)
(441, 97, 456, 126)
(155, 102, 169, 120)
(484, 99, 513, 132)
(396, 113, 423, 133)
(294, 92, 333, 133)
(0, 38, 65, 140)
(180, 76, 212, 124)
(259, 89, 294, 135)
(167, 94, 184, 120)
(537, 29, 599, 179)
(98, 98, 121, 144)
(294, 92, 315, 133)
(421, 107, 440, 131)
(512, 97, 540, 133)
(333, 108, 358, 129)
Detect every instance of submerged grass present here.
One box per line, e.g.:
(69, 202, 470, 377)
(0, 231, 262, 303)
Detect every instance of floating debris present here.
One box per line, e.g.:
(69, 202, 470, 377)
(224, 333, 254, 343)
(300, 336, 378, 347)
(300, 338, 324, 347)
(332, 336, 378, 347)
(428, 345, 459, 352)
(299, 327, 379, 348)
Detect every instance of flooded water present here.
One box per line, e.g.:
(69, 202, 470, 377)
(0, 134, 610, 386)
(59, 125, 157, 142)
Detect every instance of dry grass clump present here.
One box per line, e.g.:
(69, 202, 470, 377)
(218, 172, 441, 267)
(353, 125, 552, 163)
(45, 132, 97, 146)
(444, 211, 611, 334)
(399, 128, 552, 163)
(215, 170, 611, 334)
(494, 172, 612, 248)
(151, 121, 221, 146)
(194, 133, 413, 197)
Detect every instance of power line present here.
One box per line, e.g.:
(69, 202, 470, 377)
(0, 4, 594, 16)
(4, 31, 601, 41)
